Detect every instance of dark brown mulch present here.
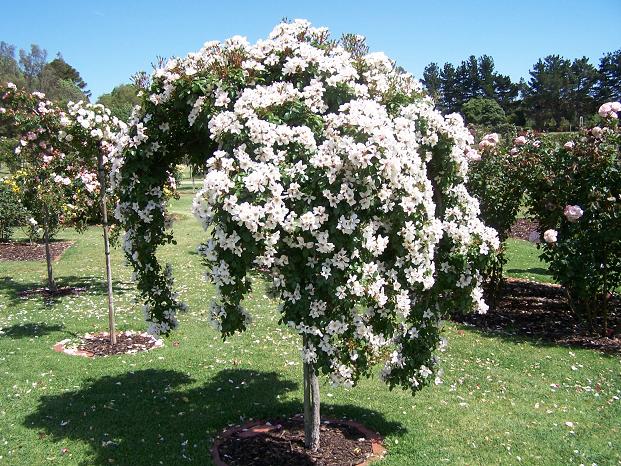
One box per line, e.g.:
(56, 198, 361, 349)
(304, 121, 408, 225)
(17, 286, 86, 299)
(76, 332, 162, 356)
(454, 278, 621, 353)
(0, 241, 74, 261)
(508, 218, 539, 241)
(217, 419, 376, 466)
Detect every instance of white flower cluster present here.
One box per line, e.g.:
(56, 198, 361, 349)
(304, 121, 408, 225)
(113, 20, 498, 392)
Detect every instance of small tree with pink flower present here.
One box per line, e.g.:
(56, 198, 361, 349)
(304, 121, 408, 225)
(0, 83, 124, 342)
(515, 102, 621, 334)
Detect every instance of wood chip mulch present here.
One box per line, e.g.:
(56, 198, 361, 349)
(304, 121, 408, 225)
(454, 278, 621, 353)
(508, 218, 539, 241)
(54, 331, 163, 357)
(214, 417, 384, 466)
(17, 286, 86, 299)
(0, 241, 74, 261)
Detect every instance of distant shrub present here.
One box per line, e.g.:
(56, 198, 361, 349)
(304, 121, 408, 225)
(0, 178, 28, 241)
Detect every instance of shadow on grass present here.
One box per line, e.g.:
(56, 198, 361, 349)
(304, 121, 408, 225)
(0, 275, 133, 306)
(453, 279, 620, 355)
(24, 368, 404, 466)
(0, 322, 69, 339)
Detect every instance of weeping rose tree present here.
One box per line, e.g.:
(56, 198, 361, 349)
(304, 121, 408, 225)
(0, 83, 124, 343)
(112, 20, 498, 450)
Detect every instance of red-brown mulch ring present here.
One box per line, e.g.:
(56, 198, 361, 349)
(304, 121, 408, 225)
(454, 277, 621, 353)
(53, 331, 164, 357)
(17, 286, 87, 299)
(0, 240, 74, 261)
(213, 416, 386, 466)
(508, 218, 540, 241)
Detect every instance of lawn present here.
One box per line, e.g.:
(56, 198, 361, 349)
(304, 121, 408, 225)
(0, 192, 619, 465)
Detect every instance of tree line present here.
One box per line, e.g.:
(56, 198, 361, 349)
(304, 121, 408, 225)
(0, 42, 90, 103)
(1, 40, 620, 132)
(422, 50, 621, 131)
(0, 41, 140, 123)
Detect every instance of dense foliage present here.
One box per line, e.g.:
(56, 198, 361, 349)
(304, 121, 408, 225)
(0, 42, 90, 104)
(0, 178, 28, 241)
(515, 103, 621, 333)
(0, 82, 124, 288)
(466, 132, 522, 304)
(423, 49, 621, 131)
(97, 83, 141, 122)
(461, 98, 509, 133)
(113, 20, 498, 393)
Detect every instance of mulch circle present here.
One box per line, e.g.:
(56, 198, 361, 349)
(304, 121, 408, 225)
(508, 218, 539, 241)
(454, 277, 621, 353)
(53, 331, 164, 357)
(17, 286, 86, 299)
(213, 416, 385, 466)
(0, 240, 74, 261)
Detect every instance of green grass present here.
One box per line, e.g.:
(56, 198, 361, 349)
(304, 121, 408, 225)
(0, 194, 619, 465)
(504, 238, 554, 283)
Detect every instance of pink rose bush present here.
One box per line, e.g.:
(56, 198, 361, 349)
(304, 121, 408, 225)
(112, 20, 498, 393)
(514, 120, 621, 334)
(563, 205, 583, 222)
(598, 101, 621, 119)
(1, 89, 125, 226)
(467, 131, 524, 305)
(0, 82, 125, 288)
(478, 133, 499, 150)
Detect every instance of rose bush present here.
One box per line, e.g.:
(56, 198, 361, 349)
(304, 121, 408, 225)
(0, 177, 28, 241)
(514, 106, 621, 334)
(112, 20, 498, 449)
(0, 83, 124, 293)
(466, 132, 523, 305)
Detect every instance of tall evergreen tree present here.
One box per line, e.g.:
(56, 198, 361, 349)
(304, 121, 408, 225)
(567, 57, 598, 124)
(422, 62, 442, 103)
(42, 55, 91, 98)
(0, 41, 25, 87)
(439, 63, 460, 112)
(523, 55, 572, 129)
(422, 55, 519, 116)
(478, 55, 496, 98)
(597, 49, 621, 103)
(524, 55, 598, 129)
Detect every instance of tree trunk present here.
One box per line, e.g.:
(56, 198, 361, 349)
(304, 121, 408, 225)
(98, 152, 116, 345)
(43, 207, 56, 292)
(303, 337, 320, 451)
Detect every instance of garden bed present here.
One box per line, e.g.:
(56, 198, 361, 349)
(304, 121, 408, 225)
(213, 416, 384, 466)
(53, 331, 164, 357)
(0, 240, 74, 261)
(455, 278, 621, 352)
(508, 218, 539, 241)
(17, 285, 87, 299)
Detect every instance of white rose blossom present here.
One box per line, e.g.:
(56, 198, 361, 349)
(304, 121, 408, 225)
(112, 20, 498, 392)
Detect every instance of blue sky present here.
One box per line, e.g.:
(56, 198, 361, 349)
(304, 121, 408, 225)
(3, 0, 620, 99)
